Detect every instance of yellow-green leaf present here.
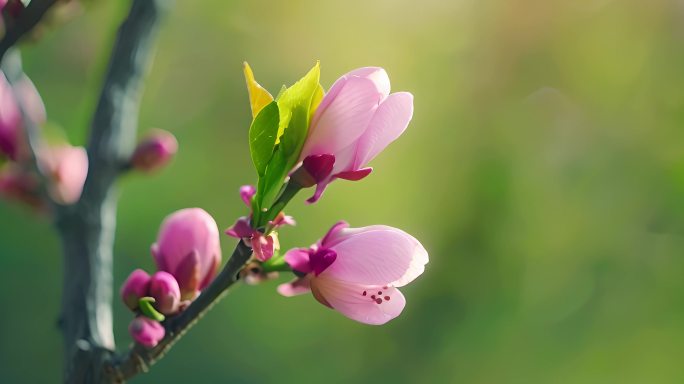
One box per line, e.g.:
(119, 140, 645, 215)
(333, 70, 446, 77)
(243, 62, 274, 119)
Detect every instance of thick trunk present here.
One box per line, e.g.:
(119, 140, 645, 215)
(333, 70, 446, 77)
(58, 192, 117, 383)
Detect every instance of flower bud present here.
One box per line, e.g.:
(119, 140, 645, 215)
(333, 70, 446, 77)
(120, 269, 151, 311)
(38, 145, 88, 205)
(131, 129, 178, 173)
(129, 317, 165, 348)
(149, 271, 181, 315)
(151, 208, 221, 300)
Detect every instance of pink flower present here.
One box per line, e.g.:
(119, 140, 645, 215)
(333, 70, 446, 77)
(278, 221, 428, 325)
(151, 208, 222, 300)
(131, 129, 178, 172)
(295, 67, 414, 203)
(39, 145, 88, 205)
(129, 317, 165, 348)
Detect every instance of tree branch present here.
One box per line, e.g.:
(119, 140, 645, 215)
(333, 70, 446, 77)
(56, 0, 170, 382)
(0, 0, 59, 63)
(109, 240, 254, 381)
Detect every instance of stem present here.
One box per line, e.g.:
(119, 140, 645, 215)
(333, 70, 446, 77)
(259, 180, 303, 229)
(0, 0, 59, 63)
(109, 241, 253, 381)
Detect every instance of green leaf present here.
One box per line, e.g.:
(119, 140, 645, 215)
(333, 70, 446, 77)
(139, 297, 165, 322)
(252, 62, 322, 224)
(275, 61, 321, 146)
(249, 101, 280, 176)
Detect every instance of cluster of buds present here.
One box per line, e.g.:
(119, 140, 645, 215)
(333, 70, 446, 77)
(0, 67, 177, 211)
(120, 208, 221, 347)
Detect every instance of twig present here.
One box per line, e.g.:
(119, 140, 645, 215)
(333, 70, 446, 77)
(0, 0, 59, 63)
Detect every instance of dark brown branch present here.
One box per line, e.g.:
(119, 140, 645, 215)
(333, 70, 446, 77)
(109, 241, 254, 381)
(0, 0, 59, 63)
(57, 1, 170, 382)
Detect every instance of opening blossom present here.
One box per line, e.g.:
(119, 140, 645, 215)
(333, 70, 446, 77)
(278, 221, 428, 325)
(294, 67, 414, 203)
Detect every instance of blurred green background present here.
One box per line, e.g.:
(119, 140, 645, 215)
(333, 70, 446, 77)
(3, 0, 684, 382)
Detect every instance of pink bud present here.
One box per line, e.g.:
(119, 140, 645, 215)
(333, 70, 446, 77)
(251, 232, 278, 262)
(0, 71, 22, 160)
(131, 129, 178, 172)
(149, 271, 181, 315)
(120, 269, 151, 311)
(129, 317, 165, 348)
(151, 208, 221, 300)
(239, 185, 256, 206)
(38, 145, 89, 205)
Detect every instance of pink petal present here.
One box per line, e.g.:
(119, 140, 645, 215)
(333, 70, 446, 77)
(346, 67, 391, 97)
(283, 248, 312, 274)
(305, 182, 329, 204)
(239, 185, 256, 207)
(149, 271, 181, 315)
(324, 225, 428, 288)
(277, 276, 312, 297)
(320, 220, 350, 248)
(225, 216, 253, 238)
(173, 250, 201, 300)
(353, 92, 414, 169)
(311, 277, 406, 325)
(334, 167, 372, 181)
(301, 76, 384, 159)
